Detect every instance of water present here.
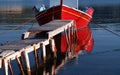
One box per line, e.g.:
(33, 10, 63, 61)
(1, 3, 120, 75)
(0, 23, 120, 75)
(0, 24, 32, 44)
(57, 23, 120, 75)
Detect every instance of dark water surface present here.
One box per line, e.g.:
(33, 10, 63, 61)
(0, 3, 120, 75)
(57, 23, 120, 75)
(0, 23, 120, 75)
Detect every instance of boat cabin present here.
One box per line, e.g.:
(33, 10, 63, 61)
(43, 0, 78, 9)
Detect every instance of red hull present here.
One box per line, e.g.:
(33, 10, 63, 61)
(34, 5, 94, 53)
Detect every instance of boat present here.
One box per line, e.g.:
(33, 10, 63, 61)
(33, 0, 94, 54)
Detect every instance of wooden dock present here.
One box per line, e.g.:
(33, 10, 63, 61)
(0, 20, 75, 75)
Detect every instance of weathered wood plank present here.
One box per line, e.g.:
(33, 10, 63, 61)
(0, 45, 27, 51)
(28, 26, 60, 32)
(5, 39, 46, 45)
(28, 20, 73, 32)
(0, 20, 74, 70)
(48, 20, 74, 38)
(0, 39, 47, 51)
(28, 20, 74, 39)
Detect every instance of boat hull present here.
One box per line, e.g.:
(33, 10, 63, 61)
(34, 5, 94, 54)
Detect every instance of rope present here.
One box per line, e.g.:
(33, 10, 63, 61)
(0, 8, 45, 36)
(80, 48, 120, 56)
(65, 22, 78, 56)
(65, 28, 70, 51)
(0, 17, 36, 36)
(79, 23, 120, 56)
(95, 23, 120, 38)
(71, 22, 78, 55)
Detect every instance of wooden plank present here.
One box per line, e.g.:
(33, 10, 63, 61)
(48, 20, 74, 38)
(3, 51, 22, 61)
(28, 20, 73, 32)
(43, 20, 73, 26)
(28, 26, 59, 32)
(5, 39, 46, 45)
(28, 20, 74, 39)
(0, 20, 74, 70)
(0, 39, 49, 60)
(0, 45, 27, 51)
(19, 39, 46, 45)
(0, 50, 15, 57)
(0, 39, 47, 51)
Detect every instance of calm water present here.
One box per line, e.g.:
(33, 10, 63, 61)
(0, 23, 120, 75)
(0, 3, 120, 75)
(57, 23, 120, 75)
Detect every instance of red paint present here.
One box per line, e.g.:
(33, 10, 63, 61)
(34, 5, 94, 54)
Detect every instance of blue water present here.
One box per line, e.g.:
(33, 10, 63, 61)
(0, 1, 120, 75)
(57, 23, 120, 75)
(1, 23, 120, 75)
(0, 25, 32, 44)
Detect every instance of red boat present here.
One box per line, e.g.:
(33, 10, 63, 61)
(33, 0, 94, 54)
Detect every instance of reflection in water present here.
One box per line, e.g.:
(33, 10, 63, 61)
(0, 3, 120, 75)
(0, 7, 35, 24)
(0, 5, 120, 24)
(30, 54, 77, 75)
(25, 52, 77, 75)
(92, 5, 120, 23)
(0, 23, 79, 75)
(1, 23, 120, 75)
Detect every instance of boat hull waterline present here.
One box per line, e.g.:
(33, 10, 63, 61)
(34, 5, 94, 54)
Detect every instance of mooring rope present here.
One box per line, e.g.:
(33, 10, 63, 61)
(0, 9, 45, 36)
(0, 18, 36, 36)
(80, 48, 120, 56)
(65, 22, 78, 56)
(65, 27, 71, 52)
(95, 23, 120, 38)
(80, 23, 120, 56)
(71, 22, 78, 55)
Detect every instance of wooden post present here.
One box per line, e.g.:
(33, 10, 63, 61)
(21, 32, 30, 40)
(49, 39, 57, 58)
(8, 60, 14, 75)
(16, 56, 25, 75)
(23, 50, 31, 75)
(40, 43, 46, 63)
(43, 67, 46, 75)
(3, 59, 8, 75)
(0, 58, 2, 68)
(33, 45, 39, 68)
(51, 60, 56, 75)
